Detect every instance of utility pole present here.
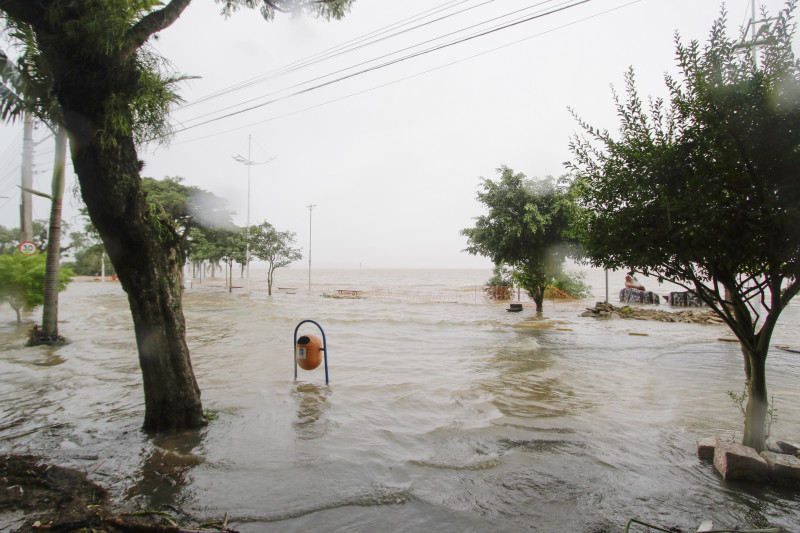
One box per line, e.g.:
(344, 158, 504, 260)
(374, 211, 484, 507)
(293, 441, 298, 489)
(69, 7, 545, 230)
(737, 1, 777, 69)
(307, 204, 317, 293)
(232, 135, 276, 292)
(20, 111, 33, 243)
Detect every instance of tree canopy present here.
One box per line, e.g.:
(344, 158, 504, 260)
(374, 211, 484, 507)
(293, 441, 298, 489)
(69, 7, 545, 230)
(461, 166, 583, 311)
(248, 222, 302, 295)
(142, 176, 236, 259)
(568, 3, 800, 451)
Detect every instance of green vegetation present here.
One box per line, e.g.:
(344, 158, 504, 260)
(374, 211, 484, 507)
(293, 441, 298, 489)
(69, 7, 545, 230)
(551, 271, 591, 300)
(462, 166, 583, 311)
(142, 176, 235, 251)
(569, 4, 800, 451)
(0, 253, 72, 324)
(63, 221, 116, 276)
(0, 221, 48, 254)
(248, 222, 303, 295)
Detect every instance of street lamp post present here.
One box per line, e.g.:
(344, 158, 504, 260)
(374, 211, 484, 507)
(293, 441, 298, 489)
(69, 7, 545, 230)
(232, 135, 276, 292)
(307, 204, 317, 293)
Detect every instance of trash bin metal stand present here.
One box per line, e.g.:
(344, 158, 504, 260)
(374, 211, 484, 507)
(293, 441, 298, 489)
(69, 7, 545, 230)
(293, 319, 329, 384)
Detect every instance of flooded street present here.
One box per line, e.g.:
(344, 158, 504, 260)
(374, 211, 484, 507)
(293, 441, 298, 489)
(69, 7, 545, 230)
(1, 269, 799, 532)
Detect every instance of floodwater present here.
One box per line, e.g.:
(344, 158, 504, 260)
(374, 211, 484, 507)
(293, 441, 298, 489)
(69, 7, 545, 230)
(1, 268, 799, 532)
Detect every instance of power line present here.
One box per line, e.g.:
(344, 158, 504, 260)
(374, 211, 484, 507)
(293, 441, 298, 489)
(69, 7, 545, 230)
(168, 0, 639, 146)
(177, 0, 488, 111)
(175, 0, 561, 128)
(168, 0, 594, 136)
(0, 137, 22, 183)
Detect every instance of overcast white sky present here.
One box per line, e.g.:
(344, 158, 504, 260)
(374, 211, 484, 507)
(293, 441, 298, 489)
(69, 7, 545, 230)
(0, 0, 794, 268)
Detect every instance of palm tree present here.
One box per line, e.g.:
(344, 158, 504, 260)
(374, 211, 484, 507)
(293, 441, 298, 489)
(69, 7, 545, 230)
(1, 32, 69, 342)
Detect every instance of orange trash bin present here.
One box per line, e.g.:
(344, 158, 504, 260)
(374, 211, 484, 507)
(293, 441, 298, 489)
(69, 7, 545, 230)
(295, 334, 323, 371)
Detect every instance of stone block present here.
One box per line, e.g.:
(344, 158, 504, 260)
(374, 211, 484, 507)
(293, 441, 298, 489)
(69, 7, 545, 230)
(713, 442, 768, 482)
(775, 440, 800, 456)
(697, 437, 718, 461)
(760, 451, 800, 487)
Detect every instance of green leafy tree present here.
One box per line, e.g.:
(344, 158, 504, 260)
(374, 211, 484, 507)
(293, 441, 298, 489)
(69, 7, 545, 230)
(568, 4, 800, 451)
(486, 264, 514, 287)
(0, 0, 353, 431)
(248, 222, 302, 295)
(218, 228, 247, 293)
(484, 263, 515, 300)
(142, 176, 236, 284)
(63, 215, 116, 276)
(142, 176, 235, 252)
(0, 225, 16, 254)
(550, 271, 591, 300)
(187, 226, 236, 279)
(0, 253, 72, 324)
(68, 244, 115, 276)
(462, 166, 581, 311)
(27, 220, 48, 252)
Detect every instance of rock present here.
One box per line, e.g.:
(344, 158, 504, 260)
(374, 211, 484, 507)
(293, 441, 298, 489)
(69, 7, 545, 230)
(697, 436, 735, 461)
(697, 437, 718, 461)
(775, 440, 800, 455)
(619, 288, 661, 305)
(713, 442, 768, 482)
(760, 451, 800, 487)
(580, 302, 723, 324)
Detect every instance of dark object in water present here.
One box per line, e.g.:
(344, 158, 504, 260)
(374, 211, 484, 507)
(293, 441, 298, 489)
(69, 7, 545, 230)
(507, 303, 523, 312)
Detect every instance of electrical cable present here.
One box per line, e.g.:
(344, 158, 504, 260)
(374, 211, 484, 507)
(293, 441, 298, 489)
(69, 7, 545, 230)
(168, 0, 593, 136)
(176, 0, 562, 127)
(167, 0, 639, 146)
(178, 0, 490, 110)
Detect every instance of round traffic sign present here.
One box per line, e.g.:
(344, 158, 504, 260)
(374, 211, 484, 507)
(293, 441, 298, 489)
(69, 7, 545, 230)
(18, 241, 37, 255)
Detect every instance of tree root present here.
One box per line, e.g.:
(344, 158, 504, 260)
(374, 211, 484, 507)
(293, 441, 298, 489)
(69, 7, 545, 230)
(26, 324, 68, 346)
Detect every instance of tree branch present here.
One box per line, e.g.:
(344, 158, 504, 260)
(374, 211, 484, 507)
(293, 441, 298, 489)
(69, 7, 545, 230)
(121, 0, 193, 62)
(264, 0, 343, 12)
(263, 1, 290, 13)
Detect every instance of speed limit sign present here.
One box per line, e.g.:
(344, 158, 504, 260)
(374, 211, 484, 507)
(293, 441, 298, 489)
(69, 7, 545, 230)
(18, 241, 37, 255)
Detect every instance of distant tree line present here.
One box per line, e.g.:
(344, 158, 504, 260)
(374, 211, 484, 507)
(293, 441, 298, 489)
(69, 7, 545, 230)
(138, 176, 302, 295)
(0, 175, 302, 324)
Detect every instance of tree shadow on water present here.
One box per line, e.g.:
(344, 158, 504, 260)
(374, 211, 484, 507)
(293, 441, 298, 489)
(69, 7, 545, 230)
(124, 429, 205, 510)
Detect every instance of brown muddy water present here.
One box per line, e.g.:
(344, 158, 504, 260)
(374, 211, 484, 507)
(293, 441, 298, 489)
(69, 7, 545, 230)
(1, 268, 799, 532)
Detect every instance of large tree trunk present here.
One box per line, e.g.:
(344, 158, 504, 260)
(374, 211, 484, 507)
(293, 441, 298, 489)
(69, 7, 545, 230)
(40, 127, 67, 341)
(531, 285, 545, 312)
(741, 346, 769, 451)
(80, 142, 203, 431)
(65, 116, 204, 432)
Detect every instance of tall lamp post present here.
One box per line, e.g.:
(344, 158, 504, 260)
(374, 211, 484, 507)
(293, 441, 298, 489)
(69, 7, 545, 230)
(232, 134, 276, 292)
(307, 204, 317, 293)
